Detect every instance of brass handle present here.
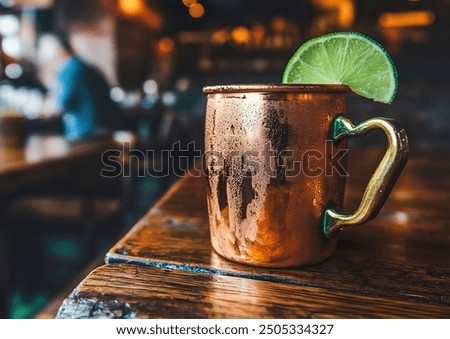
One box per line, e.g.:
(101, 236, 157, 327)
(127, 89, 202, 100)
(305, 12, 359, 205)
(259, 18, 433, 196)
(323, 115, 409, 238)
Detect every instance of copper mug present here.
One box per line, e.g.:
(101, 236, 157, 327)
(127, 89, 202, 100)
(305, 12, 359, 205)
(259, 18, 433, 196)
(203, 84, 408, 268)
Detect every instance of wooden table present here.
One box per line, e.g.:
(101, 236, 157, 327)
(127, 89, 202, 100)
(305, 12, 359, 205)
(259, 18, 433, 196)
(0, 135, 117, 198)
(0, 135, 117, 317)
(57, 148, 450, 318)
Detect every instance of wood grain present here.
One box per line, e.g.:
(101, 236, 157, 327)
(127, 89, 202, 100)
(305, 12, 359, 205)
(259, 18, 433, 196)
(57, 264, 450, 319)
(106, 149, 450, 307)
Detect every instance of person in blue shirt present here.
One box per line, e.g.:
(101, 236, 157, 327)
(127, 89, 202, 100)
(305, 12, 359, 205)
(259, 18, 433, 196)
(42, 34, 121, 140)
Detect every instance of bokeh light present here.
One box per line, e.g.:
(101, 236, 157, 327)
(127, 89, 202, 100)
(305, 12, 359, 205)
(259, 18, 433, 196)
(211, 29, 228, 44)
(271, 17, 287, 32)
(0, 15, 20, 36)
(2, 36, 21, 58)
(231, 26, 251, 44)
(182, 0, 197, 7)
(189, 3, 205, 19)
(118, 0, 145, 16)
(161, 91, 177, 107)
(5, 63, 23, 79)
(379, 10, 435, 28)
(143, 79, 158, 95)
(110, 87, 126, 103)
(157, 37, 175, 54)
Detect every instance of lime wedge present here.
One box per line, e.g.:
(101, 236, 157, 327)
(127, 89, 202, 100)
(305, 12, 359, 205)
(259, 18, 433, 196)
(282, 32, 398, 104)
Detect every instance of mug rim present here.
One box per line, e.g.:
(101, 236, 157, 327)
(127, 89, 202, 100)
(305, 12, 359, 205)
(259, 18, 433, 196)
(203, 83, 350, 94)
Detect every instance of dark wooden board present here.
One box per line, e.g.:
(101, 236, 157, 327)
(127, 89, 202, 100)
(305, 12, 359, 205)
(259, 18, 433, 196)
(57, 264, 450, 319)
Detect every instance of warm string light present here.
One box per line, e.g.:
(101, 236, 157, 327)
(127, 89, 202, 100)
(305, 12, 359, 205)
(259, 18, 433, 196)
(189, 3, 204, 18)
(271, 17, 287, 32)
(181, 0, 205, 19)
(206, 19, 299, 49)
(182, 0, 197, 7)
(231, 26, 251, 44)
(311, 0, 355, 29)
(379, 10, 435, 28)
(157, 37, 175, 54)
(118, 0, 145, 16)
(116, 0, 163, 30)
(211, 29, 228, 44)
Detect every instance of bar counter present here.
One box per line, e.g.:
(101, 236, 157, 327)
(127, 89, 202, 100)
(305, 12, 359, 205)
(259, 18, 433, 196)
(56, 147, 450, 318)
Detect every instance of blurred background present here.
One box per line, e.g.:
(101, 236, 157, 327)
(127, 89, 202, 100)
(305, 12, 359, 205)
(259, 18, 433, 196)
(0, 0, 449, 318)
